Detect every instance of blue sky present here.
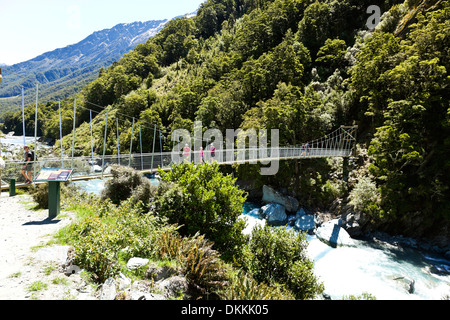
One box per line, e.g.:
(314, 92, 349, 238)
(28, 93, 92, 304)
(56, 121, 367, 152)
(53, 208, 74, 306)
(0, 0, 205, 65)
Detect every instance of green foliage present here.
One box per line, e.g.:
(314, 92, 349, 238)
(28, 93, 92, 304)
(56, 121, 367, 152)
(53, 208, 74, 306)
(5, 0, 448, 243)
(348, 176, 381, 216)
(101, 165, 157, 209)
(154, 162, 248, 260)
(218, 270, 295, 300)
(178, 233, 229, 298)
(352, 2, 450, 235)
(67, 198, 179, 283)
(31, 182, 79, 209)
(244, 225, 324, 299)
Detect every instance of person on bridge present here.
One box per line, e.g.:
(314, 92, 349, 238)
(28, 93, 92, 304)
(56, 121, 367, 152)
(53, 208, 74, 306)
(301, 144, 306, 156)
(21, 145, 33, 184)
(183, 143, 191, 162)
(209, 143, 216, 162)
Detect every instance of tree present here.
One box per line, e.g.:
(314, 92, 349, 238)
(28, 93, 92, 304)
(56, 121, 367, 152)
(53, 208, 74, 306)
(353, 2, 450, 238)
(315, 38, 348, 79)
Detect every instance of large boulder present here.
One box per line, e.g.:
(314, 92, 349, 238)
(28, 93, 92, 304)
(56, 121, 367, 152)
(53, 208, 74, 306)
(262, 185, 299, 212)
(127, 257, 149, 270)
(295, 215, 315, 234)
(315, 219, 355, 247)
(99, 277, 117, 300)
(157, 276, 189, 299)
(261, 203, 287, 226)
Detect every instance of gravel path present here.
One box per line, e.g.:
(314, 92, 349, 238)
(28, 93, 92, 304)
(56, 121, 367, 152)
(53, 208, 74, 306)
(0, 192, 96, 300)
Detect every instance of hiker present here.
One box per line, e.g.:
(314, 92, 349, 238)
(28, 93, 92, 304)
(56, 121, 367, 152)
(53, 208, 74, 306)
(301, 144, 306, 156)
(305, 142, 310, 156)
(210, 143, 216, 162)
(183, 143, 191, 162)
(21, 145, 33, 184)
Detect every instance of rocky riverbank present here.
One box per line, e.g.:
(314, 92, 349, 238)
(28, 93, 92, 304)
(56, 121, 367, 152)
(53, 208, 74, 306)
(248, 184, 450, 263)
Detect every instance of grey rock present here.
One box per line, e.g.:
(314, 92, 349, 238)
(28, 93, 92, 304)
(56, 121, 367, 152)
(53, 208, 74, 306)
(99, 277, 117, 300)
(261, 203, 287, 226)
(157, 276, 188, 299)
(117, 272, 132, 290)
(146, 263, 180, 282)
(295, 214, 315, 233)
(390, 275, 415, 294)
(315, 219, 355, 247)
(127, 257, 149, 270)
(262, 185, 299, 212)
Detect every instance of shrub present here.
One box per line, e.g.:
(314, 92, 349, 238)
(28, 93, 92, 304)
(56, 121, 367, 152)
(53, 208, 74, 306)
(31, 183, 50, 209)
(70, 215, 121, 283)
(178, 233, 229, 298)
(218, 270, 295, 300)
(68, 198, 177, 283)
(31, 182, 78, 209)
(244, 225, 324, 300)
(101, 165, 156, 209)
(348, 175, 380, 214)
(153, 162, 248, 261)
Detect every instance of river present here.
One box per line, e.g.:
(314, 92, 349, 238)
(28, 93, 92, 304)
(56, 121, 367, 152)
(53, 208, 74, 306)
(241, 203, 450, 300)
(66, 173, 450, 300)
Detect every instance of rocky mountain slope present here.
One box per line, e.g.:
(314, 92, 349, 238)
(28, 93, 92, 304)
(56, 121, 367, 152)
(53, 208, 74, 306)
(0, 19, 168, 116)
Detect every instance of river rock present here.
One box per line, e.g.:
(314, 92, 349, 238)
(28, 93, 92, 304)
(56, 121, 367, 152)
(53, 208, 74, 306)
(315, 219, 355, 247)
(91, 165, 102, 173)
(261, 203, 287, 226)
(248, 208, 263, 218)
(99, 277, 117, 300)
(262, 185, 299, 212)
(390, 275, 415, 294)
(127, 257, 149, 270)
(157, 276, 188, 299)
(295, 214, 315, 234)
(296, 208, 306, 218)
(341, 210, 368, 237)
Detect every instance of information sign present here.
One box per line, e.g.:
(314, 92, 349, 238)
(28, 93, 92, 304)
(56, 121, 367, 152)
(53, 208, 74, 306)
(34, 168, 74, 182)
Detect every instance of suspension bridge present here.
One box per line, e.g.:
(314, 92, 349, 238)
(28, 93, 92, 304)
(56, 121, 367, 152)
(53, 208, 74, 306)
(0, 125, 358, 190)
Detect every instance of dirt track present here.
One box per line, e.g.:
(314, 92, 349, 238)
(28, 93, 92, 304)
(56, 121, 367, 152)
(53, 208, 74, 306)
(0, 193, 96, 300)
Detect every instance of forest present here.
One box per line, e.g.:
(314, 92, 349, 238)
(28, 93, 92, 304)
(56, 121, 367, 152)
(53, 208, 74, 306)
(1, 0, 449, 245)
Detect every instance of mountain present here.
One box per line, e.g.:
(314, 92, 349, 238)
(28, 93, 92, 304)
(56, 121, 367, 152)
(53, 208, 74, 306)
(0, 19, 168, 116)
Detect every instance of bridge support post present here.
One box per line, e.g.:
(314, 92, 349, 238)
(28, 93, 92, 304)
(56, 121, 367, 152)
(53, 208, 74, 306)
(48, 181, 60, 219)
(9, 179, 16, 197)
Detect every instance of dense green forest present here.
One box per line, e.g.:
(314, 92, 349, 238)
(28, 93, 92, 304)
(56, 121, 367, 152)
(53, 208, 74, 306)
(2, 0, 449, 245)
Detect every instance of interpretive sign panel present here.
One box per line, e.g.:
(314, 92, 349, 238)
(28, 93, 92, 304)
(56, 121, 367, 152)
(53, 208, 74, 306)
(34, 168, 74, 182)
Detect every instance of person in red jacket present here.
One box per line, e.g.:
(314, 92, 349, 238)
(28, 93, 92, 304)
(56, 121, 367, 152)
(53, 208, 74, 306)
(183, 143, 191, 162)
